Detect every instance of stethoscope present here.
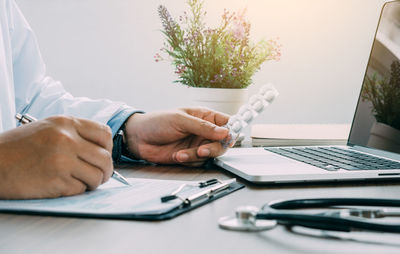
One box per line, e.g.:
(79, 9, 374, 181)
(218, 198, 400, 233)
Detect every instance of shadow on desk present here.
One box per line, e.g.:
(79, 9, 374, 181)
(117, 162, 400, 190)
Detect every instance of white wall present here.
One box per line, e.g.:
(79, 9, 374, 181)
(16, 0, 387, 124)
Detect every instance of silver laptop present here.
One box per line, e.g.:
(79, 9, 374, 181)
(215, 1, 400, 183)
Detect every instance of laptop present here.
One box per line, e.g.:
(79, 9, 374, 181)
(214, 1, 400, 183)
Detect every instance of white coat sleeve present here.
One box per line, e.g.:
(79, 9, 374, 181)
(9, 0, 138, 134)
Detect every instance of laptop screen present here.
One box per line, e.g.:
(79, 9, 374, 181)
(348, 1, 400, 154)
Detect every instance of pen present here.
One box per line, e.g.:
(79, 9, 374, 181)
(15, 113, 131, 186)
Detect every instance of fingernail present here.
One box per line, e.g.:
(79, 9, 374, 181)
(178, 153, 189, 162)
(200, 148, 210, 157)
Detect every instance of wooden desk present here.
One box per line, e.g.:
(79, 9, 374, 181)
(1, 164, 400, 254)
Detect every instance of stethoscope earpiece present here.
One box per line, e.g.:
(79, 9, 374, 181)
(218, 206, 277, 232)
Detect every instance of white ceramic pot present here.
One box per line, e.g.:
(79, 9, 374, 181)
(367, 122, 400, 154)
(186, 87, 248, 115)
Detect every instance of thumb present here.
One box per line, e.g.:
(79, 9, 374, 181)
(178, 114, 229, 141)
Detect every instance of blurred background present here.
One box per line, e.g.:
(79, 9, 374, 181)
(17, 0, 388, 126)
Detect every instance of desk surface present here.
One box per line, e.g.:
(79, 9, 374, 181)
(1, 163, 400, 254)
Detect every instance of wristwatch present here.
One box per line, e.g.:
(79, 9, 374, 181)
(112, 126, 130, 164)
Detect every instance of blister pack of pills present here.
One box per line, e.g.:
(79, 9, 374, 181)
(221, 84, 279, 148)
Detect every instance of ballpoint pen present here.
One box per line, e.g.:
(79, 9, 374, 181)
(15, 113, 131, 186)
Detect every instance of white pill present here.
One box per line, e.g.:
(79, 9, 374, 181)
(241, 110, 253, 122)
(231, 120, 243, 133)
(253, 101, 264, 112)
(238, 105, 249, 115)
(238, 105, 253, 122)
(259, 84, 272, 96)
(263, 90, 276, 102)
(249, 94, 259, 104)
(250, 95, 264, 112)
(228, 115, 239, 125)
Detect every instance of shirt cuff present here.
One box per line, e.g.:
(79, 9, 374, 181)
(106, 107, 144, 138)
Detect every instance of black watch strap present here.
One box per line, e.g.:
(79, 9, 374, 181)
(112, 130, 124, 164)
(112, 128, 131, 164)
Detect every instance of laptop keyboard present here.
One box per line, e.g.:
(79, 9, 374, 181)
(265, 146, 400, 171)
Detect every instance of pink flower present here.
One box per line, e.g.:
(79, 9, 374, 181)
(230, 22, 245, 40)
(154, 52, 164, 62)
(175, 64, 186, 76)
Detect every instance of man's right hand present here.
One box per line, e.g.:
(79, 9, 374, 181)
(0, 116, 113, 199)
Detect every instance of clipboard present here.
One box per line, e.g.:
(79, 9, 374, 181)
(0, 178, 244, 221)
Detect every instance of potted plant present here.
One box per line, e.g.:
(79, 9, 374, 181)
(362, 60, 400, 153)
(155, 0, 281, 114)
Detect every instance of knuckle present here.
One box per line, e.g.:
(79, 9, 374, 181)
(199, 120, 213, 129)
(103, 125, 113, 145)
(105, 125, 112, 139)
(52, 130, 75, 146)
(94, 124, 113, 149)
(174, 111, 185, 120)
(48, 115, 74, 126)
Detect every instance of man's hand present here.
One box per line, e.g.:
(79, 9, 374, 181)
(124, 108, 230, 166)
(0, 116, 113, 199)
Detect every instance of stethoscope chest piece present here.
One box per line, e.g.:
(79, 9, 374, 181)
(218, 206, 277, 232)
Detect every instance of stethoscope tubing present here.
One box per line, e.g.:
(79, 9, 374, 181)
(256, 210, 400, 233)
(256, 198, 400, 233)
(268, 198, 400, 209)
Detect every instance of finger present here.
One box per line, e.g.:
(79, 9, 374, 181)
(173, 140, 227, 163)
(177, 114, 229, 141)
(184, 108, 230, 126)
(60, 177, 87, 197)
(172, 151, 208, 167)
(212, 111, 230, 126)
(197, 141, 227, 158)
(74, 118, 113, 152)
(71, 159, 105, 190)
(172, 146, 211, 164)
(76, 137, 113, 183)
(172, 148, 201, 164)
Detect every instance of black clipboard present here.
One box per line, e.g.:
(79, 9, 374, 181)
(0, 179, 244, 221)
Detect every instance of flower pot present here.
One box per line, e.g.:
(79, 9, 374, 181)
(187, 87, 248, 115)
(367, 122, 400, 154)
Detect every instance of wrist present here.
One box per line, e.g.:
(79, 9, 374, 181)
(122, 113, 147, 160)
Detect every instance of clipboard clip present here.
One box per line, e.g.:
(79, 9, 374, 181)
(160, 179, 235, 207)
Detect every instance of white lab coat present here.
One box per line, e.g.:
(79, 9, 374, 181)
(0, 0, 132, 133)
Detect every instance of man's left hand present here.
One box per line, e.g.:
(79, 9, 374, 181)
(124, 108, 230, 166)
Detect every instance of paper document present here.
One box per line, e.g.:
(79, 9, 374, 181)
(0, 178, 235, 216)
